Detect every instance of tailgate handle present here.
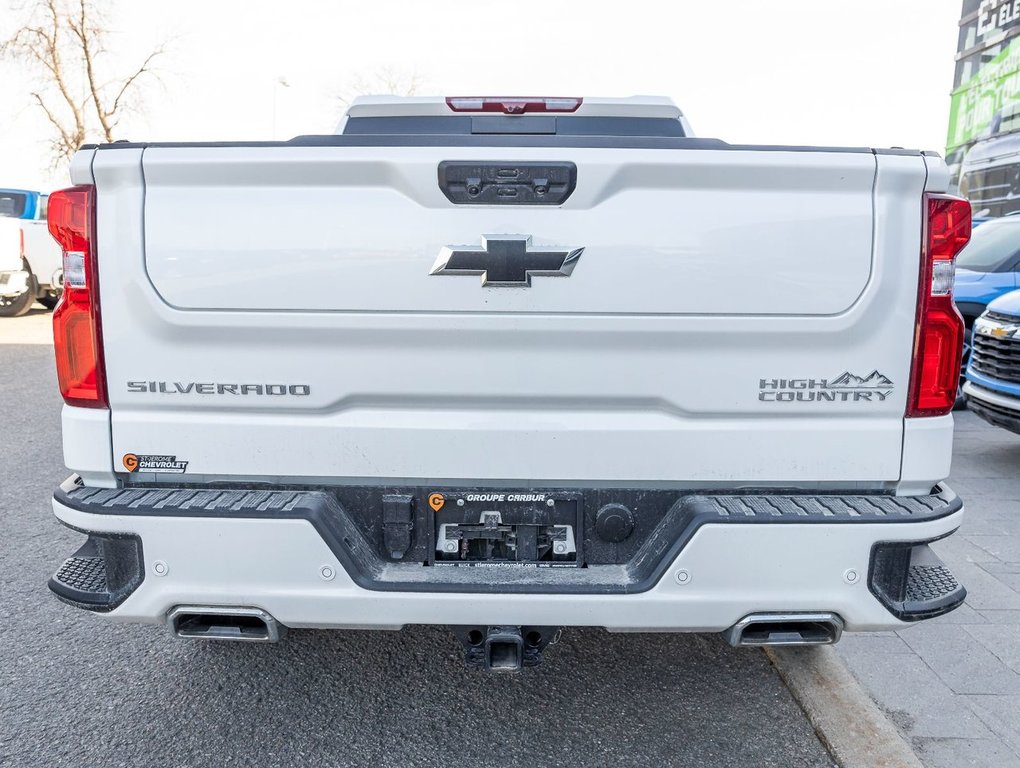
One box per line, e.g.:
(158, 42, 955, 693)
(438, 162, 576, 205)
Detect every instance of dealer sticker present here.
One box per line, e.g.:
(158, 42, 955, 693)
(122, 453, 188, 474)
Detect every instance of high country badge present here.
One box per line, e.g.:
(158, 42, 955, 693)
(759, 371, 894, 403)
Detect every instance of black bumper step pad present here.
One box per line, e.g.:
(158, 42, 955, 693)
(869, 541, 966, 621)
(906, 564, 961, 603)
(49, 533, 144, 612)
(54, 554, 108, 593)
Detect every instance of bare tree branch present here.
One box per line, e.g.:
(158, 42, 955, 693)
(108, 47, 162, 123)
(66, 0, 107, 138)
(32, 92, 83, 166)
(337, 66, 425, 107)
(2, 0, 163, 164)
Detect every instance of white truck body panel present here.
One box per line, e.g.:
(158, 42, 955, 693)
(48, 98, 967, 646)
(22, 218, 62, 289)
(84, 146, 932, 489)
(143, 147, 876, 315)
(0, 217, 21, 273)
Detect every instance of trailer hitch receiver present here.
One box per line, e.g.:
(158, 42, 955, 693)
(452, 625, 560, 671)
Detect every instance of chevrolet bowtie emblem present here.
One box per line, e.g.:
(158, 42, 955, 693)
(431, 235, 584, 287)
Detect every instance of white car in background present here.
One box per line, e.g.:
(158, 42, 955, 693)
(0, 188, 63, 317)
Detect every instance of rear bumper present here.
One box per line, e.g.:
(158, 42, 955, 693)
(0, 269, 30, 297)
(50, 476, 966, 633)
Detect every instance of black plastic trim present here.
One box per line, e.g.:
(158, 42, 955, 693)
(967, 393, 1020, 435)
(955, 301, 988, 321)
(438, 161, 576, 205)
(55, 481, 962, 596)
(986, 310, 1020, 323)
(343, 115, 689, 138)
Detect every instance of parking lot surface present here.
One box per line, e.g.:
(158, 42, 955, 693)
(838, 410, 1020, 768)
(0, 340, 834, 767)
(0, 307, 51, 345)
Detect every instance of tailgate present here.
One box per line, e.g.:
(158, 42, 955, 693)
(90, 143, 929, 486)
(143, 147, 875, 316)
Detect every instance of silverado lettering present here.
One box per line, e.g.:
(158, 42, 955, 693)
(127, 381, 311, 396)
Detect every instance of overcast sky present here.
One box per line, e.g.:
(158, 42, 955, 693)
(0, 0, 963, 191)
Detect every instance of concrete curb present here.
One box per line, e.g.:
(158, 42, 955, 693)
(766, 646, 923, 768)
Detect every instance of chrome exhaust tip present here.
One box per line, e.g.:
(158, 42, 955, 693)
(724, 612, 844, 647)
(168, 606, 284, 643)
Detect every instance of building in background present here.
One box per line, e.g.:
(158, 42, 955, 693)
(950, 0, 1020, 214)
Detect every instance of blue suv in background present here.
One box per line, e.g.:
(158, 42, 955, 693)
(954, 216, 1020, 403)
(955, 216, 1020, 323)
(965, 290, 1020, 435)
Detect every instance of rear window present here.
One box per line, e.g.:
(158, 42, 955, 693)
(956, 218, 1020, 272)
(0, 191, 28, 219)
(342, 115, 687, 138)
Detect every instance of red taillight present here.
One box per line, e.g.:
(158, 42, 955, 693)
(445, 96, 582, 114)
(47, 185, 106, 408)
(906, 194, 971, 418)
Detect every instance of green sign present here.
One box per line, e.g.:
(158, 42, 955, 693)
(948, 36, 1020, 151)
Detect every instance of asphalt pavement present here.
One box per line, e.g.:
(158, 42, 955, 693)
(0, 331, 834, 768)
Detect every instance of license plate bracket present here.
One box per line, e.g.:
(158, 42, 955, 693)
(430, 491, 583, 567)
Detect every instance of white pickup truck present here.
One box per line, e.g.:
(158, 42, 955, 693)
(0, 188, 63, 316)
(47, 96, 971, 671)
